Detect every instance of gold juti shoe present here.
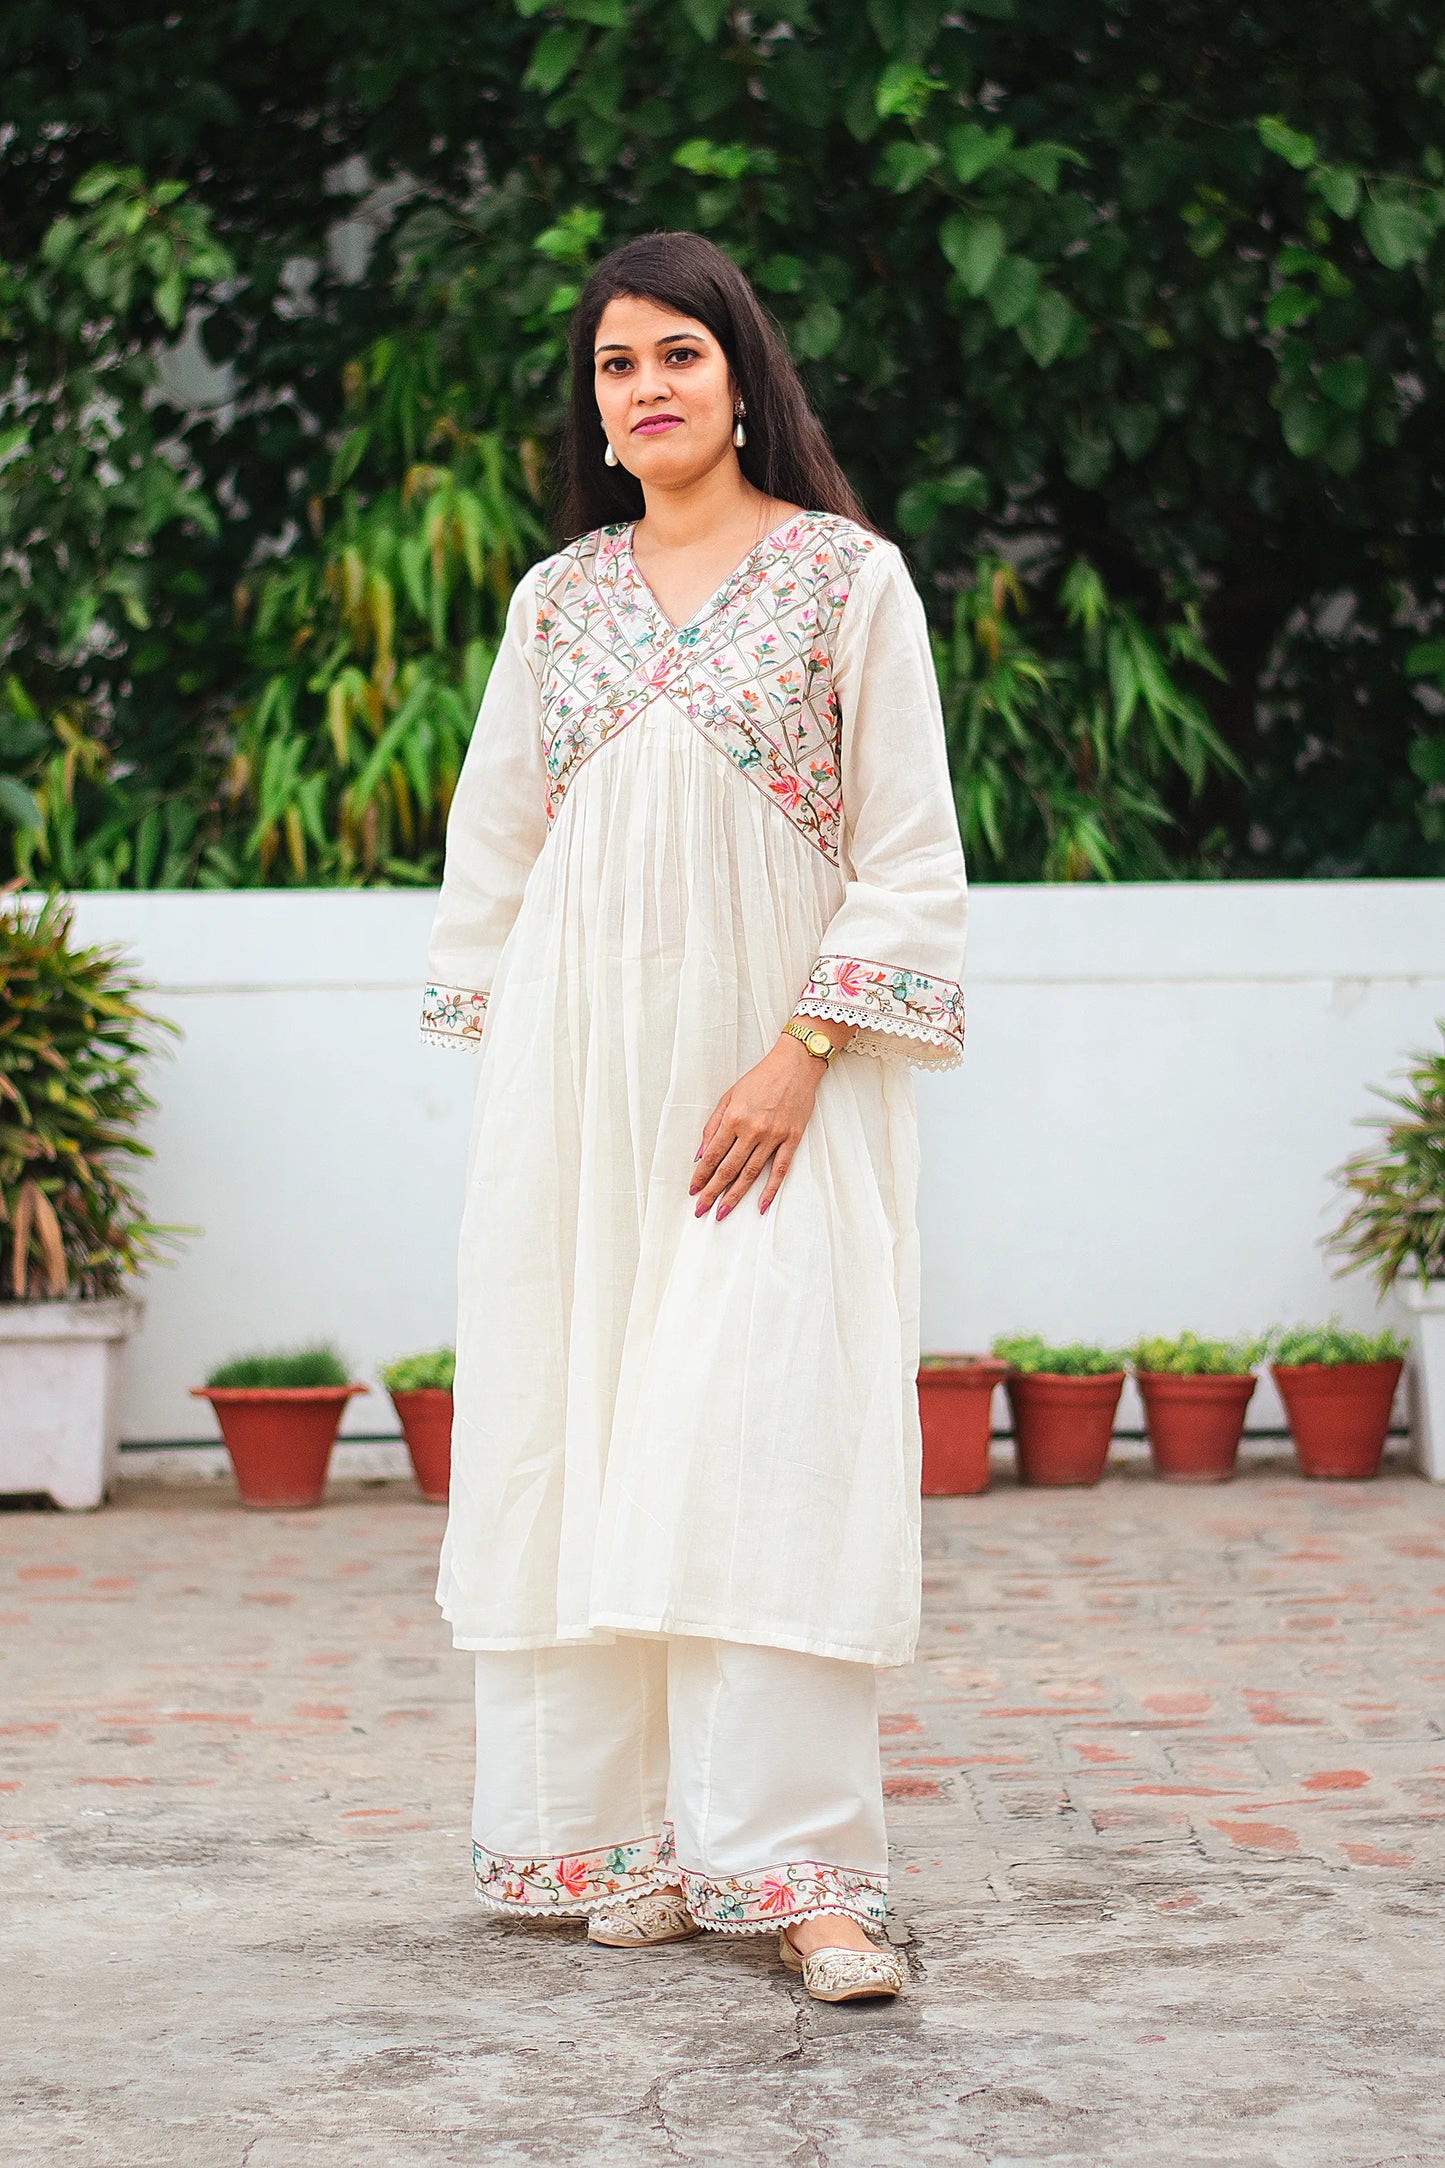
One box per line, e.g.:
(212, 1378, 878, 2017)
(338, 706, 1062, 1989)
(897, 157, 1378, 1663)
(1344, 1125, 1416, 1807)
(779, 1926, 905, 2003)
(587, 1887, 702, 1947)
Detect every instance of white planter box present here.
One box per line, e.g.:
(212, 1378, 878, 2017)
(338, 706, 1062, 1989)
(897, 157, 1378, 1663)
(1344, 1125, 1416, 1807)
(0, 1299, 141, 1510)
(1402, 1280, 1445, 1482)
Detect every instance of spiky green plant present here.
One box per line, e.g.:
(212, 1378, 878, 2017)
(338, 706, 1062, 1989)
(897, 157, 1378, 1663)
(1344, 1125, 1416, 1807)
(1270, 1322, 1408, 1368)
(0, 892, 183, 1299)
(1327, 1027, 1445, 1294)
(992, 1334, 1127, 1376)
(1131, 1332, 1264, 1376)
(380, 1346, 455, 1393)
(205, 1343, 351, 1389)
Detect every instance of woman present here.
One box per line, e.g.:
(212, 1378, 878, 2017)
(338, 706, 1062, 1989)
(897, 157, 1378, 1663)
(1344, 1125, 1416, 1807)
(421, 231, 967, 2004)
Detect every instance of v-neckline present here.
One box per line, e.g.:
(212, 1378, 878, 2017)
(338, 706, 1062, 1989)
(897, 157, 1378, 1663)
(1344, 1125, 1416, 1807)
(622, 510, 810, 641)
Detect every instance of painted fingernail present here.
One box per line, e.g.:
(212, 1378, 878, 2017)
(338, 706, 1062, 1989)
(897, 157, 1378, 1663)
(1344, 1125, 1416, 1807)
(695, 1201, 707, 1218)
(688, 1182, 699, 1195)
(717, 1204, 730, 1221)
(694, 1145, 702, 1160)
(759, 1195, 771, 1214)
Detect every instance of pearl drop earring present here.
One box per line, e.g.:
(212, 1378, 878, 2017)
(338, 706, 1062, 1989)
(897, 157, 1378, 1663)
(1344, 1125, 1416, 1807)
(603, 437, 618, 467)
(732, 403, 747, 449)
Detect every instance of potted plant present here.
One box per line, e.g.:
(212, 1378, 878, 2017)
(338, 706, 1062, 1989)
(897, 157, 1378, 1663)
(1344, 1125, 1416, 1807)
(1131, 1333, 1262, 1483)
(917, 1352, 1008, 1495)
(381, 1346, 455, 1503)
(1327, 1026, 1445, 1479)
(1269, 1323, 1408, 1481)
(1, 893, 184, 1510)
(191, 1343, 368, 1509)
(994, 1335, 1128, 1488)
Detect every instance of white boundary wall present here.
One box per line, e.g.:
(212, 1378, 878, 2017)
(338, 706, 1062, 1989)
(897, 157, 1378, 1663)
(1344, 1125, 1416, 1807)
(31, 882, 1445, 1444)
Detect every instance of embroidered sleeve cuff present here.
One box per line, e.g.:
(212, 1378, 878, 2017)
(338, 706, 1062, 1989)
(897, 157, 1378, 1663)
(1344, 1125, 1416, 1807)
(420, 983, 489, 1050)
(795, 954, 964, 1072)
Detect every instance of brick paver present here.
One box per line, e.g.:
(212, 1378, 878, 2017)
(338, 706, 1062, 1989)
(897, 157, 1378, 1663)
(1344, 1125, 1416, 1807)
(3, 1451, 1443, 2165)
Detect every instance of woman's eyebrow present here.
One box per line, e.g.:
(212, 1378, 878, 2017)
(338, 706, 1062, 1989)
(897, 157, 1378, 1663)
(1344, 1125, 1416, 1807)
(593, 332, 703, 355)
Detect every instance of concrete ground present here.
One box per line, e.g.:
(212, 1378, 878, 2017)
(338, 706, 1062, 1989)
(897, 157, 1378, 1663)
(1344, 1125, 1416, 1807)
(3, 1450, 1443, 2168)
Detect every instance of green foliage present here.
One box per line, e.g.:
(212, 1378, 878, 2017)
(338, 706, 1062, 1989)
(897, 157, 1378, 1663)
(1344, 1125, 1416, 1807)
(1131, 1332, 1263, 1376)
(936, 557, 1233, 879)
(205, 1343, 352, 1388)
(6, 4, 1445, 880)
(1327, 1027, 1445, 1293)
(992, 1334, 1127, 1377)
(225, 339, 546, 886)
(381, 1346, 456, 1391)
(0, 893, 184, 1300)
(0, 169, 234, 885)
(1269, 1322, 1409, 1368)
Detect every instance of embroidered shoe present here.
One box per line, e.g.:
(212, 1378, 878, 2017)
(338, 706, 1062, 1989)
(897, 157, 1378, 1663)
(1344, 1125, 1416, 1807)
(778, 1926, 905, 2003)
(587, 1887, 702, 1947)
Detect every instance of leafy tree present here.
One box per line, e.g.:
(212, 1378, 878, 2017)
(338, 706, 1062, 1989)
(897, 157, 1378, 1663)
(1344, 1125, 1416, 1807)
(4, 1, 1445, 881)
(0, 167, 233, 884)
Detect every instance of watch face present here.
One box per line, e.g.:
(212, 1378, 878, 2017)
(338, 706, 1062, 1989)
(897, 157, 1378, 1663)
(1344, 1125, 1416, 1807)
(807, 1031, 832, 1057)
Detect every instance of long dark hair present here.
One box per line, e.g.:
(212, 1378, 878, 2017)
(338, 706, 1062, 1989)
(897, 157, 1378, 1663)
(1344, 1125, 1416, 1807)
(556, 231, 876, 540)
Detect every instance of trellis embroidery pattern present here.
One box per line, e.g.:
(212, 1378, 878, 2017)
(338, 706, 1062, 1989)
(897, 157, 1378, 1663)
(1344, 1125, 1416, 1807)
(420, 982, 489, 1049)
(531, 511, 880, 863)
(796, 953, 966, 1065)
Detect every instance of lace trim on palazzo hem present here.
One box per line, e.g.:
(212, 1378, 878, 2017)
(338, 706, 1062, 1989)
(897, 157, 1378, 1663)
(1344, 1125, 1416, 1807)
(471, 1834, 887, 1934)
(676, 1863, 888, 1936)
(472, 1833, 662, 1913)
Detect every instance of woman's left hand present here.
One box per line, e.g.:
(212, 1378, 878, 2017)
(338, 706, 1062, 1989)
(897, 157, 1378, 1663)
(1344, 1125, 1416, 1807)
(690, 1029, 845, 1220)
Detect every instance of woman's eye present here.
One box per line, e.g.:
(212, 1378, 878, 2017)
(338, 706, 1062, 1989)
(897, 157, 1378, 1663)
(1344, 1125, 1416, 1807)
(665, 347, 699, 364)
(599, 357, 631, 374)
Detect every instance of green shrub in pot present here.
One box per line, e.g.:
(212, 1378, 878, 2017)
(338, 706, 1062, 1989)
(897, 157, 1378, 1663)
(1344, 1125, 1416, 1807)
(1130, 1333, 1264, 1483)
(381, 1344, 455, 1502)
(992, 1335, 1126, 1486)
(1268, 1321, 1408, 1482)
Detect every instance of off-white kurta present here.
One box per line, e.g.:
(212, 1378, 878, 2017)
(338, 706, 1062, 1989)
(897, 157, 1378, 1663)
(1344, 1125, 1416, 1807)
(422, 511, 967, 1667)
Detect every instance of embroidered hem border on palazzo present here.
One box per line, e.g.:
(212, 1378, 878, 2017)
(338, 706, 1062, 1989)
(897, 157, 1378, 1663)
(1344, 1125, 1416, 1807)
(473, 1825, 888, 1936)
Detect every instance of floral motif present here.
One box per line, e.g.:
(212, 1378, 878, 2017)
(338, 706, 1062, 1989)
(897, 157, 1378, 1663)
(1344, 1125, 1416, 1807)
(473, 1832, 662, 1915)
(471, 1821, 887, 1935)
(421, 982, 488, 1049)
(530, 513, 880, 863)
(796, 953, 965, 1067)
(676, 1851, 889, 1937)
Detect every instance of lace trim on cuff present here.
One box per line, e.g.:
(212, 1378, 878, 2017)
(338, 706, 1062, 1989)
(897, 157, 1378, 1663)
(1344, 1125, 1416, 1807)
(472, 1833, 662, 1915)
(421, 982, 488, 1050)
(796, 953, 965, 1071)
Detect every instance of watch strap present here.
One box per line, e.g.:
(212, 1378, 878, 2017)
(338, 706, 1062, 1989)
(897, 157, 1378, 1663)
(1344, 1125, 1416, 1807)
(784, 1018, 834, 1064)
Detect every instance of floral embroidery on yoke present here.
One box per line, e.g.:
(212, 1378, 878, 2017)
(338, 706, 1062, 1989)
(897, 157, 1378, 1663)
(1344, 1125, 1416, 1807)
(531, 512, 879, 863)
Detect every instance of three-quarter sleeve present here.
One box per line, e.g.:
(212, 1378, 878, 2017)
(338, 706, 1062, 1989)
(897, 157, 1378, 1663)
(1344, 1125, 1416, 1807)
(794, 544, 968, 1069)
(421, 567, 548, 1049)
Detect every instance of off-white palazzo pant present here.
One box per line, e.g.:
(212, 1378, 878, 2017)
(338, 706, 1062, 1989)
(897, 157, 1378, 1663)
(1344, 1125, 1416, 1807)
(472, 1637, 889, 1933)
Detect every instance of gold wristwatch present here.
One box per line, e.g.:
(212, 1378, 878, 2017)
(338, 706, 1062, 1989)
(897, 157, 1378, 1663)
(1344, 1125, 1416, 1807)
(784, 1019, 836, 1065)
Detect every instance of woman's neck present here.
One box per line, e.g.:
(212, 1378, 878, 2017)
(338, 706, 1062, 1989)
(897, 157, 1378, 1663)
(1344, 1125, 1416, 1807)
(635, 458, 773, 553)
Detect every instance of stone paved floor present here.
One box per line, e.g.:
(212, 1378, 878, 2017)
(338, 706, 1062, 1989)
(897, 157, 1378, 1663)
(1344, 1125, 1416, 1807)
(3, 1452, 1444, 2166)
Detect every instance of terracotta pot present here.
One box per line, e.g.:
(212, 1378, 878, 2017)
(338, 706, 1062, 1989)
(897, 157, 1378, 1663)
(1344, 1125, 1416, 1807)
(1271, 1360, 1404, 1480)
(1137, 1371, 1257, 1483)
(190, 1385, 368, 1509)
(1006, 1372, 1125, 1488)
(917, 1357, 1008, 1495)
(389, 1387, 453, 1503)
